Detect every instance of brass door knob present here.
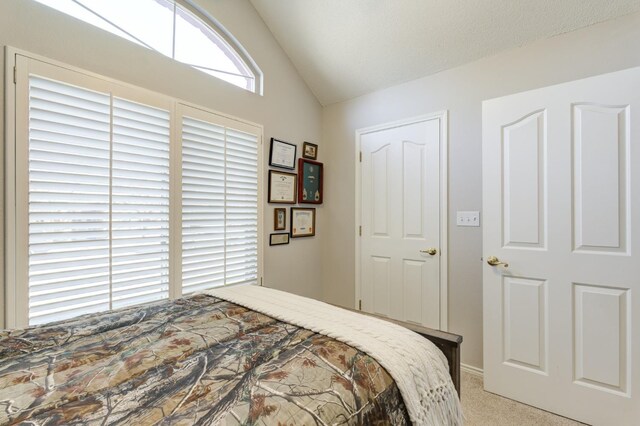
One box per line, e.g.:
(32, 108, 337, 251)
(420, 248, 438, 256)
(487, 256, 508, 267)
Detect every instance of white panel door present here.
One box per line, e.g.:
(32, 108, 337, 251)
(360, 118, 441, 329)
(483, 67, 640, 425)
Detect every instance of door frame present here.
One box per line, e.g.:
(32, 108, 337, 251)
(354, 111, 449, 331)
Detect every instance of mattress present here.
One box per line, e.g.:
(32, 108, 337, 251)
(0, 294, 411, 425)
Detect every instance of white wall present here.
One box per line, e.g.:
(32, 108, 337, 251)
(0, 0, 323, 328)
(321, 12, 640, 370)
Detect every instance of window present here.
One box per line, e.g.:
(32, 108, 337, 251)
(28, 80, 172, 324)
(28, 76, 115, 324)
(32, 0, 262, 93)
(180, 109, 259, 294)
(7, 53, 262, 327)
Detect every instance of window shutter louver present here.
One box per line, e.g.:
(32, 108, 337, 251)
(181, 117, 227, 293)
(225, 128, 259, 285)
(111, 98, 171, 308)
(28, 76, 112, 325)
(27, 76, 172, 325)
(181, 114, 259, 292)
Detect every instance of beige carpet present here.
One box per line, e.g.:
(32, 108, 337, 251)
(460, 370, 587, 426)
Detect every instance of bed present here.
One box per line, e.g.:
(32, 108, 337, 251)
(0, 285, 462, 425)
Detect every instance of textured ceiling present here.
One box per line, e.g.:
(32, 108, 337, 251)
(250, 0, 640, 105)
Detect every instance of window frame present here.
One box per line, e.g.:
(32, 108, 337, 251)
(178, 0, 264, 95)
(31, 0, 263, 94)
(4, 47, 264, 328)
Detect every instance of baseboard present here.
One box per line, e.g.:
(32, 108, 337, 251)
(461, 363, 484, 377)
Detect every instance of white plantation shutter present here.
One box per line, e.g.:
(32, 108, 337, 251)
(28, 76, 112, 325)
(181, 111, 259, 293)
(25, 75, 171, 325)
(11, 56, 262, 327)
(181, 117, 226, 293)
(225, 128, 259, 285)
(112, 98, 170, 308)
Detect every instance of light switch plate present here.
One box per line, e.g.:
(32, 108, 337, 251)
(457, 211, 480, 227)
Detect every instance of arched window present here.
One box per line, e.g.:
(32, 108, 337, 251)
(33, 0, 262, 93)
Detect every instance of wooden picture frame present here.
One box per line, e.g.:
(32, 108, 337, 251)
(268, 170, 297, 204)
(302, 142, 318, 160)
(269, 233, 290, 246)
(274, 208, 286, 230)
(290, 207, 315, 238)
(269, 138, 297, 169)
(297, 158, 323, 204)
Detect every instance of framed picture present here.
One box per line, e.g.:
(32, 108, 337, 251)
(302, 142, 318, 160)
(297, 158, 323, 204)
(269, 233, 290, 246)
(274, 208, 286, 230)
(268, 170, 297, 204)
(291, 207, 315, 238)
(269, 138, 297, 169)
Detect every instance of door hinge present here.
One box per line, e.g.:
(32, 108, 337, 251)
(359, 151, 362, 162)
(13, 66, 17, 85)
(358, 300, 362, 310)
(359, 226, 362, 236)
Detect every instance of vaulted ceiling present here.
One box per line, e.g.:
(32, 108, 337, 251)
(250, 0, 640, 105)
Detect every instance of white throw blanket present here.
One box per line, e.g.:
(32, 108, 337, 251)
(206, 285, 463, 425)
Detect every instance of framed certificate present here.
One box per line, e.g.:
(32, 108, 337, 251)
(268, 170, 297, 204)
(269, 233, 290, 246)
(297, 158, 323, 204)
(269, 138, 297, 169)
(291, 207, 315, 238)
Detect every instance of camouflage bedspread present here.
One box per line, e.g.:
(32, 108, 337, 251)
(0, 294, 410, 425)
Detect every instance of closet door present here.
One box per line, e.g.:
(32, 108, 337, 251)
(359, 116, 443, 329)
(483, 66, 640, 425)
